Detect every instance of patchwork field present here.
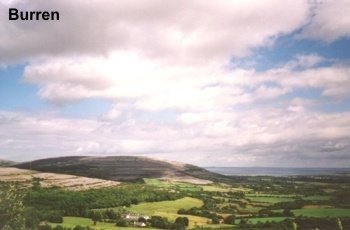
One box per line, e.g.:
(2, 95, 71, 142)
(246, 195, 297, 204)
(0, 167, 120, 190)
(293, 208, 350, 217)
(302, 195, 332, 201)
(2, 157, 350, 230)
(201, 185, 231, 192)
(49, 217, 159, 230)
(126, 197, 209, 227)
(247, 217, 289, 224)
(144, 178, 202, 191)
(128, 197, 203, 214)
(144, 178, 232, 192)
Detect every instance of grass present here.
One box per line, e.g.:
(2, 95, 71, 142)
(202, 224, 236, 228)
(144, 178, 237, 193)
(247, 193, 296, 197)
(302, 195, 332, 201)
(48, 217, 108, 229)
(247, 194, 332, 204)
(127, 197, 203, 215)
(247, 217, 289, 224)
(246, 196, 296, 204)
(144, 178, 236, 193)
(245, 204, 262, 212)
(230, 187, 253, 192)
(201, 185, 230, 192)
(293, 208, 350, 217)
(144, 178, 202, 191)
(95, 196, 208, 227)
(143, 178, 175, 186)
(49, 216, 156, 230)
(126, 197, 209, 227)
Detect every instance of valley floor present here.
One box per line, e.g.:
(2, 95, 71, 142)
(1, 168, 350, 230)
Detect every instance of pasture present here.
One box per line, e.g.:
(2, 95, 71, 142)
(247, 217, 290, 224)
(126, 197, 208, 227)
(293, 208, 350, 217)
(144, 178, 202, 191)
(49, 217, 158, 230)
(246, 195, 297, 204)
(302, 195, 332, 201)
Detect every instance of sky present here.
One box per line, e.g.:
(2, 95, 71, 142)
(0, 0, 350, 167)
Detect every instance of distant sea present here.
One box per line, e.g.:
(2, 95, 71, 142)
(205, 167, 350, 176)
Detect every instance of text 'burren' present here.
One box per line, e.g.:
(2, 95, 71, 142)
(9, 8, 60, 21)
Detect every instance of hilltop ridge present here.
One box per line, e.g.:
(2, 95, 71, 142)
(15, 156, 221, 184)
(0, 159, 16, 166)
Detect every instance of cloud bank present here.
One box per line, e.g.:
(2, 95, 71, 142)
(0, 0, 350, 167)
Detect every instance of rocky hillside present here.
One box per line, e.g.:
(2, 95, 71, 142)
(15, 156, 221, 184)
(0, 167, 119, 190)
(0, 159, 16, 166)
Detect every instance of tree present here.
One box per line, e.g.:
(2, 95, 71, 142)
(72, 226, 85, 230)
(104, 209, 117, 219)
(171, 222, 186, 230)
(138, 216, 147, 223)
(44, 211, 63, 223)
(91, 211, 102, 225)
(131, 198, 139, 205)
(0, 184, 25, 230)
(116, 219, 128, 227)
(239, 218, 249, 226)
(173, 217, 189, 229)
(211, 216, 220, 224)
(150, 216, 171, 229)
(283, 208, 294, 217)
(38, 224, 52, 230)
(23, 207, 40, 229)
(32, 177, 42, 191)
(223, 215, 235, 225)
(177, 208, 186, 214)
(53, 226, 64, 230)
(258, 208, 273, 217)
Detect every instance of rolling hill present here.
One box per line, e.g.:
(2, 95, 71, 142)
(15, 156, 222, 184)
(0, 159, 17, 166)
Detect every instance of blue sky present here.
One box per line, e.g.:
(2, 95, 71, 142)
(237, 36, 350, 71)
(0, 0, 350, 167)
(0, 65, 41, 110)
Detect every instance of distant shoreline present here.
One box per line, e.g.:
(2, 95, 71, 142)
(205, 167, 350, 176)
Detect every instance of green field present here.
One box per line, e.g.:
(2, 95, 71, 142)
(143, 178, 178, 186)
(302, 195, 332, 201)
(247, 217, 289, 224)
(2, 160, 350, 230)
(144, 178, 202, 191)
(127, 197, 203, 215)
(50, 216, 139, 230)
(126, 197, 209, 227)
(246, 195, 296, 204)
(247, 193, 296, 197)
(144, 179, 233, 193)
(201, 185, 230, 192)
(49, 216, 157, 230)
(293, 208, 350, 217)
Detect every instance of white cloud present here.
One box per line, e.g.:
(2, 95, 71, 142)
(300, 0, 350, 42)
(1, 0, 350, 167)
(254, 85, 290, 99)
(1, 108, 350, 167)
(24, 53, 350, 112)
(269, 66, 350, 98)
(8, 47, 350, 167)
(284, 54, 325, 69)
(24, 53, 249, 111)
(1, 0, 311, 64)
